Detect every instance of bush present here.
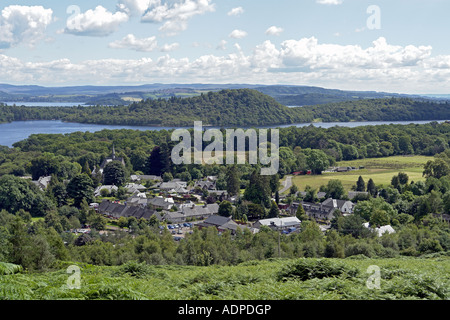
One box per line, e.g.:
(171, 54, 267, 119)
(277, 258, 359, 282)
(345, 242, 376, 258)
(117, 260, 152, 278)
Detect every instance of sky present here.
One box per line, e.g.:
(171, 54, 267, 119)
(0, 0, 450, 94)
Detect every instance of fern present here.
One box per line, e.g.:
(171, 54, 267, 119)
(0, 262, 23, 275)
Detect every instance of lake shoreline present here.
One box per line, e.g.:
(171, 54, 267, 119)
(0, 119, 447, 148)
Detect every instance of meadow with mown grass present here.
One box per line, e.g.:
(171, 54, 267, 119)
(288, 156, 432, 193)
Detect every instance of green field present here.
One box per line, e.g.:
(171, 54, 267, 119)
(1, 256, 448, 300)
(288, 155, 432, 193)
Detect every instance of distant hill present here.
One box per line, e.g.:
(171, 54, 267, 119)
(254, 85, 428, 106)
(1, 89, 449, 126)
(64, 89, 297, 126)
(1, 83, 446, 106)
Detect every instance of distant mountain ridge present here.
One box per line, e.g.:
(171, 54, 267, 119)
(0, 83, 447, 106)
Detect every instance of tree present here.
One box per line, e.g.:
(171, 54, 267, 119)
(325, 179, 345, 199)
(306, 149, 330, 175)
(0, 175, 54, 217)
(304, 185, 318, 203)
(354, 197, 397, 223)
(269, 174, 280, 194)
(145, 146, 164, 176)
(296, 203, 307, 221)
(66, 174, 94, 207)
(244, 169, 270, 208)
(369, 209, 390, 227)
(163, 172, 173, 182)
(218, 201, 233, 217)
(103, 161, 126, 186)
(82, 161, 91, 176)
(289, 184, 298, 195)
(356, 176, 365, 192)
(398, 172, 409, 185)
(423, 159, 450, 179)
(367, 178, 377, 197)
(398, 136, 414, 155)
(226, 165, 240, 196)
(88, 212, 107, 230)
(30, 153, 60, 180)
(268, 201, 279, 218)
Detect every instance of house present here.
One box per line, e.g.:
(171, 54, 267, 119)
(181, 203, 219, 220)
(126, 196, 149, 207)
(163, 203, 219, 223)
(321, 198, 354, 214)
(299, 191, 327, 199)
(92, 144, 125, 176)
(98, 200, 162, 221)
(196, 215, 242, 234)
(363, 222, 396, 237)
(94, 185, 118, 197)
(301, 198, 354, 221)
(124, 183, 146, 194)
(32, 176, 52, 190)
(253, 217, 301, 231)
(195, 180, 216, 191)
(157, 181, 188, 193)
(148, 197, 174, 211)
(130, 175, 162, 182)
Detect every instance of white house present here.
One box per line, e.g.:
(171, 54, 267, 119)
(363, 222, 396, 237)
(253, 217, 301, 231)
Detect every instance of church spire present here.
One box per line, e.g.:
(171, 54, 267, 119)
(112, 143, 116, 160)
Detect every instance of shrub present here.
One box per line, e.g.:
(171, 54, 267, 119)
(277, 258, 359, 282)
(117, 260, 152, 278)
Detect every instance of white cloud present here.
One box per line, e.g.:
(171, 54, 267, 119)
(109, 34, 158, 52)
(116, 0, 158, 16)
(229, 29, 248, 39)
(216, 40, 227, 50)
(265, 26, 284, 36)
(0, 5, 53, 49)
(278, 37, 432, 70)
(65, 6, 129, 37)
(227, 7, 244, 16)
(316, 0, 343, 5)
(141, 0, 215, 36)
(1, 37, 448, 93)
(160, 42, 180, 52)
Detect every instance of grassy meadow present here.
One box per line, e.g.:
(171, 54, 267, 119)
(287, 155, 432, 193)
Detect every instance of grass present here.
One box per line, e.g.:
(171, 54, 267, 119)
(288, 155, 432, 193)
(0, 256, 448, 300)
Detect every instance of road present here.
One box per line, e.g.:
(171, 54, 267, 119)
(280, 175, 293, 194)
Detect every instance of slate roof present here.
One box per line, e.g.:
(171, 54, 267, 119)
(98, 200, 160, 221)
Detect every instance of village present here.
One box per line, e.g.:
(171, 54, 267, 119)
(30, 146, 395, 241)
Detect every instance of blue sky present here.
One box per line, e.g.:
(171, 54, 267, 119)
(0, 0, 449, 94)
